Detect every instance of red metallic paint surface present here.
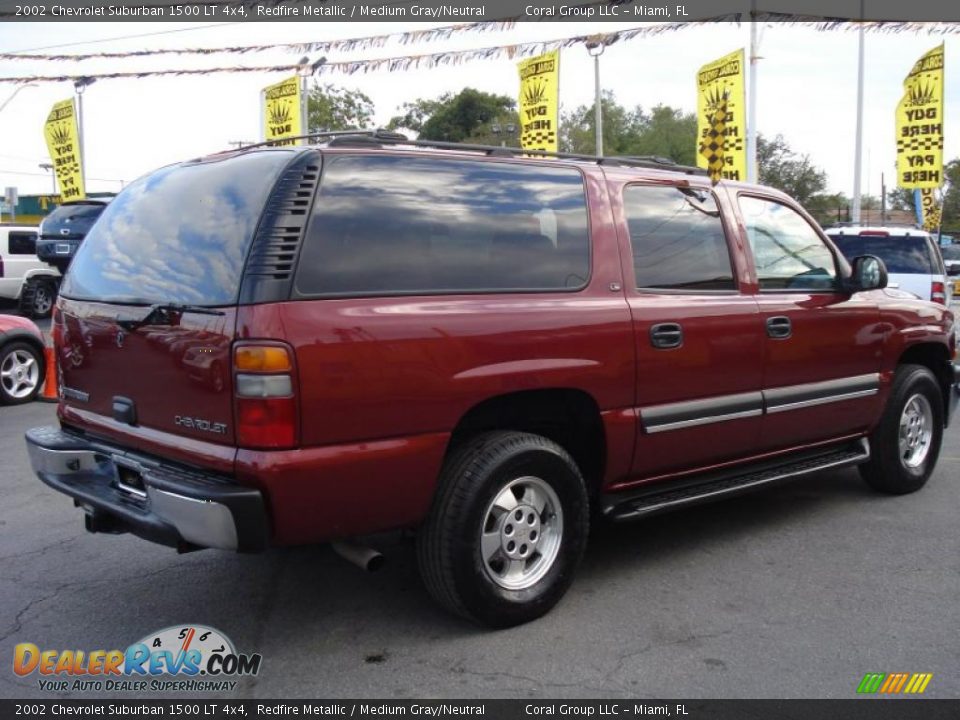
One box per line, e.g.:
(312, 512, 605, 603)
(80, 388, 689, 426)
(56, 297, 238, 451)
(51, 154, 957, 547)
(235, 163, 637, 539)
(236, 432, 449, 545)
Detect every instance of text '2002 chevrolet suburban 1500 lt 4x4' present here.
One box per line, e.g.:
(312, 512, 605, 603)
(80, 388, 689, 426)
(26, 132, 959, 627)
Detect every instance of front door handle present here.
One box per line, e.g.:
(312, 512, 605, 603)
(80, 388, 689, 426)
(650, 322, 683, 349)
(766, 316, 792, 339)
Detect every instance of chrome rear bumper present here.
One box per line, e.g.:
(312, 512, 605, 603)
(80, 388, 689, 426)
(25, 426, 267, 552)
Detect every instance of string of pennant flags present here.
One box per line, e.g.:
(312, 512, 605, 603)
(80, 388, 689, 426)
(2, 15, 958, 84)
(0, 25, 689, 84)
(31, 17, 949, 232)
(0, 20, 521, 62)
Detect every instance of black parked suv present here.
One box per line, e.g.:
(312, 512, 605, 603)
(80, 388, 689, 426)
(36, 200, 109, 274)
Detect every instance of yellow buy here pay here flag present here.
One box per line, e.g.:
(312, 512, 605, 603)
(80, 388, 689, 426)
(43, 99, 85, 201)
(263, 75, 302, 146)
(896, 44, 944, 189)
(518, 50, 560, 153)
(696, 49, 746, 182)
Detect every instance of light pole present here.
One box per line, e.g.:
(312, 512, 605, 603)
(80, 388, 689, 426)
(39, 163, 56, 194)
(851, 0, 866, 223)
(747, 1, 760, 183)
(74, 76, 96, 191)
(586, 39, 605, 157)
(0, 83, 37, 114)
(297, 56, 327, 144)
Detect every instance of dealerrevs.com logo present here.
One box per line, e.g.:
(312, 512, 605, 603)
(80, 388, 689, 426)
(13, 625, 262, 693)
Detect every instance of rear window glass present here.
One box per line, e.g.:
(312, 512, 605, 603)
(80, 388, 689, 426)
(295, 155, 590, 296)
(60, 151, 293, 306)
(51, 203, 104, 219)
(829, 235, 936, 274)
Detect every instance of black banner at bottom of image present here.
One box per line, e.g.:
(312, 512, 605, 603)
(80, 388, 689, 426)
(3, 700, 960, 720)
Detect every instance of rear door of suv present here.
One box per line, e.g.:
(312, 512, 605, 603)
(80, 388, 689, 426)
(731, 192, 884, 451)
(611, 178, 766, 483)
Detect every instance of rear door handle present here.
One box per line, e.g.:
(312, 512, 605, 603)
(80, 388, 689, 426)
(766, 316, 792, 339)
(650, 322, 683, 349)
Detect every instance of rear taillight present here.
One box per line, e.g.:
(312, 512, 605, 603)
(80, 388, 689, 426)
(932, 282, 946, 305)
(233, 343, 298, 449)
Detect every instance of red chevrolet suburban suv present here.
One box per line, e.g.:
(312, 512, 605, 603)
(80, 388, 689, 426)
(26, 133, 958, 627)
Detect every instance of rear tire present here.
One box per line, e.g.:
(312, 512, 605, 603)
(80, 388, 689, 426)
(417, 432, 589, 628)
(19, 278, 57, 320)
(859, 364, 943, 495)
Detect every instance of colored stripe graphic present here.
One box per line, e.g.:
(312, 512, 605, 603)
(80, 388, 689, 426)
(904, 673, 933, 694)
(857, 673, 885, 693)
(857, 672, 932, 694)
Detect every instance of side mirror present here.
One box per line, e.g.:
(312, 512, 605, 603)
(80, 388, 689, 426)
(849, 255, 888, 292)
(948, 265, 960, 277)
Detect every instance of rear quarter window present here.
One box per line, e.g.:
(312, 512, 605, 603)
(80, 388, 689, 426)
(294, 155, 591, 296)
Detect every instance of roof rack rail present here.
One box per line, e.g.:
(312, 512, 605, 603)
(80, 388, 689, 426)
(233, 129, 392, 153)
(232, 130, 707, 175)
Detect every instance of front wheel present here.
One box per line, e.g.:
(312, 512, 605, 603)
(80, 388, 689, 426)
(417, 432, 589, 628)
(859, 364, 944, 495)
(0, 341, 45, 405)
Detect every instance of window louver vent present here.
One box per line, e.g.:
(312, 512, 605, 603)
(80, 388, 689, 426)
(244, 157, 320, 281)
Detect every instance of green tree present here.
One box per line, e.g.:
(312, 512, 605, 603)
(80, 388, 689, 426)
(887, 186, 915, 212)
(756, 134, 827, 206)
(561, 93, 697, 165)
(805, 192, 851, 227)
(560, 91, 639, 156)
(307, 83, 375, 132)
(388, 88, 516, 142)
(625, 105, 698, 166)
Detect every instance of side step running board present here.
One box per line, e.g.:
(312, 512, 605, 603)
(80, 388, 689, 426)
(603, 438, 870, 522)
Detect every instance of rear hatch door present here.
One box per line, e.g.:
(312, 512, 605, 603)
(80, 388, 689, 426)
(55, 150, 296, 448)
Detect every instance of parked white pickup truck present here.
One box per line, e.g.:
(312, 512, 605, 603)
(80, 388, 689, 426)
(0, 225, 60, 318)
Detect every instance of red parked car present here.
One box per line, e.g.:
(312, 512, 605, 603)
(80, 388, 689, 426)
(0, 313, 46, 404)
(26, 133, 958, 627)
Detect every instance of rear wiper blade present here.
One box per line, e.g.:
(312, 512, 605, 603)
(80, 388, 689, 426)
(116, 303, 225, 330)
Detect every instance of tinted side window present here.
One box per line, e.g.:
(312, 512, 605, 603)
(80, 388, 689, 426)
(624, 185, 734, 291)
(739, 196, 837, 291)
(8, 232, 37, 255)
(295, 156, 590, 296)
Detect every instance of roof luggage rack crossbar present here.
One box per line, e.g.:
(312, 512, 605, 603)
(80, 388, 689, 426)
(235, 130, 707, 175)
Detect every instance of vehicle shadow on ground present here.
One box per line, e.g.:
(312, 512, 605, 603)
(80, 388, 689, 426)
(6, 466, 873, 632)
(0, 462, 929, 698)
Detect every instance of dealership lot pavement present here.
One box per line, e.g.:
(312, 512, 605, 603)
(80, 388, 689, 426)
(1, 400, 958, 699)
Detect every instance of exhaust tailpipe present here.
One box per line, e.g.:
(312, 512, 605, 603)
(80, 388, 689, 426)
(331, 540, 385, 572)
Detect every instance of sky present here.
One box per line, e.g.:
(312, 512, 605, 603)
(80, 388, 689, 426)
(0, 20, 955, 200)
